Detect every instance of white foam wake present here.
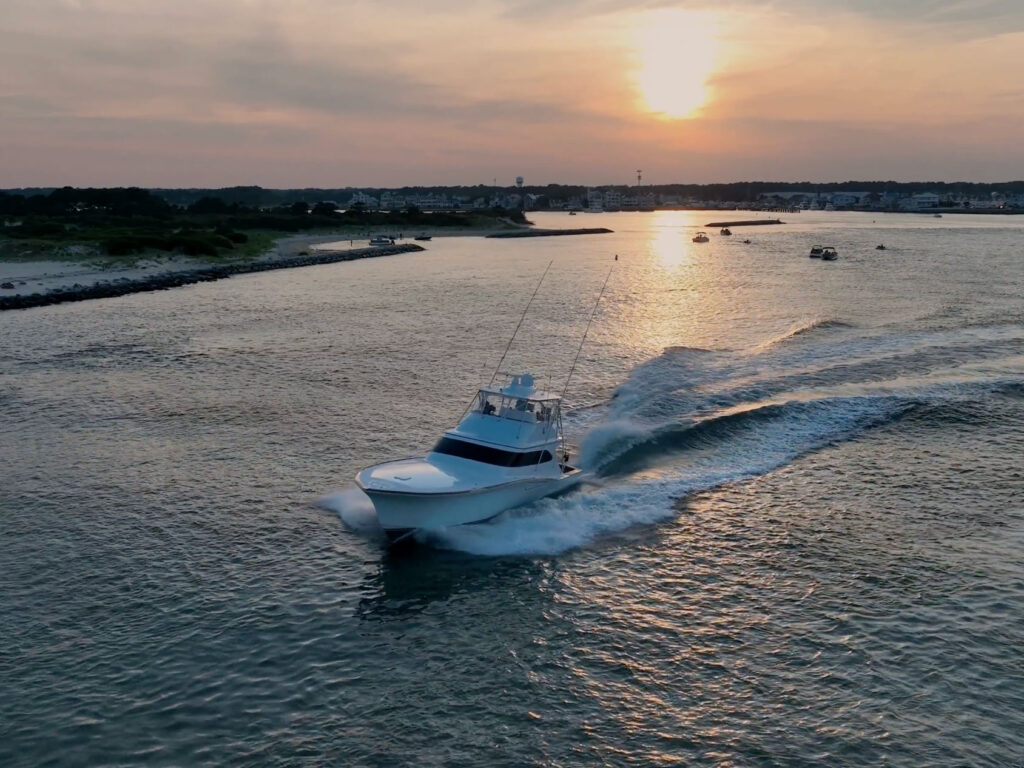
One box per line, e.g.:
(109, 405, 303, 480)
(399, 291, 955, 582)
(424, 393, 909, 556)
(319, 488, 381, 535)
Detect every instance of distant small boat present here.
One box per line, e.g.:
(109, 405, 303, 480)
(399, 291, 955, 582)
(692, 232, 709, 243)
(369, 236, 395, 246)
(742, 239, 752, 244)
(414, 235, 432, 241)
(568, 211, 577, 216)
(720, 227, 732, 236)
(876, 244, 886, 250)
(821, 246, 838, 261)
(809, 245, 824, 258)
(934, 213, 943, 218)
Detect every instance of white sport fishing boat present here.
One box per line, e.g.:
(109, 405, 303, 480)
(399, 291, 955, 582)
(356, 373, 582, 541)
(355, 260, 612, 544)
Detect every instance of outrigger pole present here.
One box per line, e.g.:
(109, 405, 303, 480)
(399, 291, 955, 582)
(561, 264, 614, 400)
(487, 260, 554, 387)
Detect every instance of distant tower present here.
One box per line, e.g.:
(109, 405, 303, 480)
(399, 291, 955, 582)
(515, 176, 524, 189)
(636, 169, 642, 186)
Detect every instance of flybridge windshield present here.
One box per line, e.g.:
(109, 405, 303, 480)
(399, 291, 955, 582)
(432, 437, 554, 467)
(476, 392, 558, 423)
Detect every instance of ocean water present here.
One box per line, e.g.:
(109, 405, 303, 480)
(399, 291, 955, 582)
(1, 210, 1022, 766)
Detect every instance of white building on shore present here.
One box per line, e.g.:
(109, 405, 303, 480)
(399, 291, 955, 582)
(380, 191, 406, 210)
(348, 191, 379, 209)
(900, 192, 941, 210)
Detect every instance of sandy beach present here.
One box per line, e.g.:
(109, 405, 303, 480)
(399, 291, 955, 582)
(0, 229, 491, 303)
(0, 216, 608, 303)
(0, 234, 429, 310)
(0, 219, 616, 310)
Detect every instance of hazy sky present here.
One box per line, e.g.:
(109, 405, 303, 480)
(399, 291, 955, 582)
(2, 0, 1023, 187)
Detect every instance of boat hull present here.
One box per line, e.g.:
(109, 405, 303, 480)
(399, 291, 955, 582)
(362, 471, 582, 534)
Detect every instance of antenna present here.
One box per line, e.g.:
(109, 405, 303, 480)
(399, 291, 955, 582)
(562, 264, 614, 400)
(488, 260, 553, 386)
(636, 169, 642, 186)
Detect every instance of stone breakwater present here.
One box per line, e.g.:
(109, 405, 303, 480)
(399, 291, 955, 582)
(485, 228, 613, 238)
(703, 219, 784, 228)
(0, 243, 425, 311)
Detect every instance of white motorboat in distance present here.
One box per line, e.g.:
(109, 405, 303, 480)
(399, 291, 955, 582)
(356, 373, 583, 541)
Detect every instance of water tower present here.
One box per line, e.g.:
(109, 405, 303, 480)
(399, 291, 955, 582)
(515, 176, 524, 188)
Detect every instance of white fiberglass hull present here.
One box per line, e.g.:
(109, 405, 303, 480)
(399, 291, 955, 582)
(362, 471, 582, 537)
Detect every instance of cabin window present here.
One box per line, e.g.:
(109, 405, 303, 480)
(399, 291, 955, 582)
(432, 437, 553, 467)
(478, 393, 503, 416)
(476, 392, 556, 422)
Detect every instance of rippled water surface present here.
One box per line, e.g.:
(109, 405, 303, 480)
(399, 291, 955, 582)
(2, 211, 1023, 766)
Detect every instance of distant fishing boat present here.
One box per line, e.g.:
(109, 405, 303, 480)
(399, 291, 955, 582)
(692, 232, 709, 243)
(821, 246, 838, 261)
(720, 227, 732, 236)
(809, 245, 824, 258)
(414, 235, 432, 241)
(369, 236, 395, 246)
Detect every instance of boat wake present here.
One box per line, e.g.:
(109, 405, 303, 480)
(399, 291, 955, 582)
(329, 320, 1023, 556)
(320, 488, 384, 539)
(754, 317, 854, 350)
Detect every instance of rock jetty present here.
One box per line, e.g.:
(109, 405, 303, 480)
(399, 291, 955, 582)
(485, 228, 613, 238)
(703, 219, 784, 228)
(0, 243, 425, 312)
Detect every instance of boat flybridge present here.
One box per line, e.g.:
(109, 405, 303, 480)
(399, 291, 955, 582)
(356, 373, 583, 542)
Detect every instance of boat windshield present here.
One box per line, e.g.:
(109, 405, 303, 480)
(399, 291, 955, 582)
(432, 437, 554, 467)
(477, 392, 557, 423)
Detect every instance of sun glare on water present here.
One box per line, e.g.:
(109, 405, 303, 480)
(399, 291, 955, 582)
(636, 9, 720, 119)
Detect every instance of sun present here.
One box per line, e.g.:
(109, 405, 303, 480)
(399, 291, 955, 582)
(635, 9, 719, 120)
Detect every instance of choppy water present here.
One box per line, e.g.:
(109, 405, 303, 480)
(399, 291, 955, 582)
(2, 211, 1022, 766)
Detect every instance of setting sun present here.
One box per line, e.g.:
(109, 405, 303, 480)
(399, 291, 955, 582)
(636, 9, 720, 119)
